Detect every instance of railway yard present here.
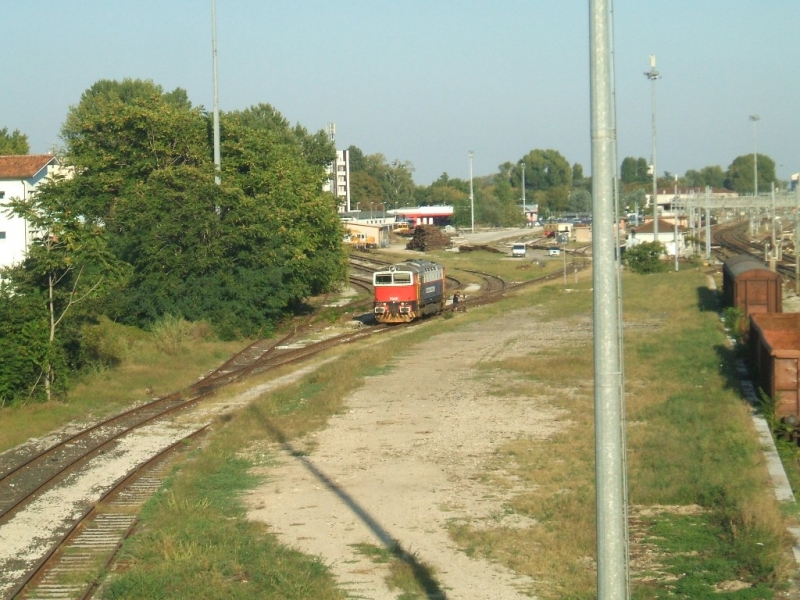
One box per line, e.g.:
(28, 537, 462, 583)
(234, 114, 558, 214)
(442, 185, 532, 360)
(2, 224, 800, 599)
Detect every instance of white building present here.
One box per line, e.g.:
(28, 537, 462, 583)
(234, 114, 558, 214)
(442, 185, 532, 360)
(324, 149, 351, 213)
(626, 217, 687, 258)
(0, 154, 67, 269)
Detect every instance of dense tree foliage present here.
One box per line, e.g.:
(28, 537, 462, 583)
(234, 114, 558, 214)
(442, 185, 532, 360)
(620, 157, 651, 184)
(724, 153, 776, 195)
(348, 149, 415, 210)
(622, 241, 667, 274)
(0, 127, 30, 154)
(2, 174, 129, 402)
(1, 78, 346, 402)
(684, 165, 725, 189)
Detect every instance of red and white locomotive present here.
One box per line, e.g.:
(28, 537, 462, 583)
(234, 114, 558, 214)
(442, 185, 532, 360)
(372, 260, 446, 323)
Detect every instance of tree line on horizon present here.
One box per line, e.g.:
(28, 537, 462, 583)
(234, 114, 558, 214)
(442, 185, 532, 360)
(344, 143, 780, 226)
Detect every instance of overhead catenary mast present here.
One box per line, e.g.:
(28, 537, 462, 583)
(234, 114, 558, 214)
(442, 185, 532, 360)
(212, 0, 221, 185)
(590, 0, 630, 597)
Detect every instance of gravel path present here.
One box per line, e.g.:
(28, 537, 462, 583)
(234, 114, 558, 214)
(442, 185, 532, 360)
(245, 307, 587, 599)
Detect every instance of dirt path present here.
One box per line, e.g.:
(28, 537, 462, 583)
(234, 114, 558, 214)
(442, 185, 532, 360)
(245, 307, 589, 599)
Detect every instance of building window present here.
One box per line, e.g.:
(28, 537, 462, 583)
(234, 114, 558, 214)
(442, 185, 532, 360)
(0, 191, 5, 199)
(0, 231, 6, 239)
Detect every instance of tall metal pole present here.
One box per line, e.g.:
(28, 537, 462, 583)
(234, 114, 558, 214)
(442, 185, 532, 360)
(673, 179, 679, 272)
(750, 115, 760, 198)
(469, 151, 475, 234)
(795, 183, 799, 294)
(212, 0, 221, 185)
(749, 115, 759, 235)
(705, 186, 712, 261)
(645, 56, 660, 244)
(590, 1, 628, 597)
(521, 162, 527, 217)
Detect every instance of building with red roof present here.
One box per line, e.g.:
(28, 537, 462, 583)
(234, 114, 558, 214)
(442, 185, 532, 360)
(0, 154, 67, 269)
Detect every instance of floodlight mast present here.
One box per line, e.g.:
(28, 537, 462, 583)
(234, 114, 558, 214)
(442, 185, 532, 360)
(645, 54, 660, 243)
(469, 151, 475, 233)
(212, 0, 221, 185)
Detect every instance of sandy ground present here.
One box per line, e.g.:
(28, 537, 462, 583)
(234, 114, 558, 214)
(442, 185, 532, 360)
(244, 306, 592, 599)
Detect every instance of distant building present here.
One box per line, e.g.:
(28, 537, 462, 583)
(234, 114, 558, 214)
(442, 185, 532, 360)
(388, 206, 454, 227)
(626, 217, 687, 258)
(0, 154, 70, 269)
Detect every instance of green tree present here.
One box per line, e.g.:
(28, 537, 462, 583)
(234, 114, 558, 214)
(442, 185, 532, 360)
(567, 189, 592, 213)
(621, 156, 651, 184)
(3, 175, 128, 401)
(725, 154, 776, 195)
(622, 241, 667, 274)
(347, 145, 366, 172)
(350, 171, 384, 209)
(59, 78, 345, 336)
(0, 127, 30, 154)
(684, 165, 726, 189)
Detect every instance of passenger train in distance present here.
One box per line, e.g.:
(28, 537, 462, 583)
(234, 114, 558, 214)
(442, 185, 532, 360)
(372, 260, 446, 323)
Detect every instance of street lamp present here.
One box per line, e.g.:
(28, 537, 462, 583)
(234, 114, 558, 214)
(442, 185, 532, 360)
(520, 161, 527, 218)
(645, 54, 660, 242)
(750, 114, 760, 198)
(469, 151, 475, 233)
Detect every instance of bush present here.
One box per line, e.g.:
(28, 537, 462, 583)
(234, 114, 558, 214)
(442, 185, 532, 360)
(150, 315, 196, 355)
(622, 241, 667, 274)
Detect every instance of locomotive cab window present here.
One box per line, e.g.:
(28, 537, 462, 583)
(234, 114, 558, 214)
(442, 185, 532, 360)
(375, 273, 393, 285)
(393, 273, 411, 284)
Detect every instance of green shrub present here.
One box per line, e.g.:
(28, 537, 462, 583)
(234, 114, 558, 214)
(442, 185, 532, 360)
(622, 241, 668, 274)
(150, 315, 196, 355)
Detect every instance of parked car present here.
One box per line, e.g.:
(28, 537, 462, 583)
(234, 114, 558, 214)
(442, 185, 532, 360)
(511, 243, 527, 258)
(548, 247, 561, 256)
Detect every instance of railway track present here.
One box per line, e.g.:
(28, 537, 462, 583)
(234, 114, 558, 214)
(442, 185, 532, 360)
(712, 221, 798, 286)
(0, 252, 565, 598)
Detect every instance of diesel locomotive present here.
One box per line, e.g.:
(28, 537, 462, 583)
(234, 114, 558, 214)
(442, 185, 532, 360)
(373, 260, 446, 323)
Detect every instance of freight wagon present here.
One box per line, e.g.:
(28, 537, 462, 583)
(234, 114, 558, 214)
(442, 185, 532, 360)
(750, 313, 800, 421)
(722, 254, 782, 317)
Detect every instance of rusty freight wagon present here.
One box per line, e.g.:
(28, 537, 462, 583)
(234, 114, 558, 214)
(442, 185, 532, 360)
(722, 254, 782, 317)
(750, 313, 800, 420)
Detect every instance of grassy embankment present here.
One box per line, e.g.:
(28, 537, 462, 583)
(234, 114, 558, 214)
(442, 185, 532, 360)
(445, 266, 789, 599)
(0, 316, 247, 454)
(98, 259, 790, 599)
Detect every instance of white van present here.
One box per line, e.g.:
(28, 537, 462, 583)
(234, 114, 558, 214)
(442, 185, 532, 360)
(511, 243, 527, 258)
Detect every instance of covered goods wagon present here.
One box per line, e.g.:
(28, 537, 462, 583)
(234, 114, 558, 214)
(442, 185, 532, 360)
(722, 254, 782, 316)
(750, 313, 800, 419)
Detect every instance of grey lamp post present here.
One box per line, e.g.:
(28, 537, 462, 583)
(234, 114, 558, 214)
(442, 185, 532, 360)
(645, 55, 660, 243)
(469, 151, 475, 233)
(750, 115, 760, 198)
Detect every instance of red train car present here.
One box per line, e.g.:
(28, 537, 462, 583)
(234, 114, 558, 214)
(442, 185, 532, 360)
(373, 260, 446, 323)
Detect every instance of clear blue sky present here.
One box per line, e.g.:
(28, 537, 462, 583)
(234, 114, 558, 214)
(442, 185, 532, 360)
(3, 1, 798, 185)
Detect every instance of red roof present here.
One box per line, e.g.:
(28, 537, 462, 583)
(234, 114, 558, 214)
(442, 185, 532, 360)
(0, 155, 58, 179)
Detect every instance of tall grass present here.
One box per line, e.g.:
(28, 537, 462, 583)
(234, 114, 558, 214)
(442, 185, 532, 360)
(0, 317, 246, 454)
(447, 270, 788, 599)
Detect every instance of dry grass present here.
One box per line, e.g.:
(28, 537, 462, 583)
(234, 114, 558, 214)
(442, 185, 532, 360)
(447, 269, 789, 599)
(0, 318, 247, 454)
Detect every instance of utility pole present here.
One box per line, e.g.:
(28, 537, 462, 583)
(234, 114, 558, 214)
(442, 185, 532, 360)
(673, 178, 679, 272)
(795, 183, 799, 294)
(212, 0, 221, 185)
(645, 55, 660, 244)
(521, 161, 527, 219)
(469, 151, 475, 234)
(590, 1, 629, 597)
(749, 115, 760, 235)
